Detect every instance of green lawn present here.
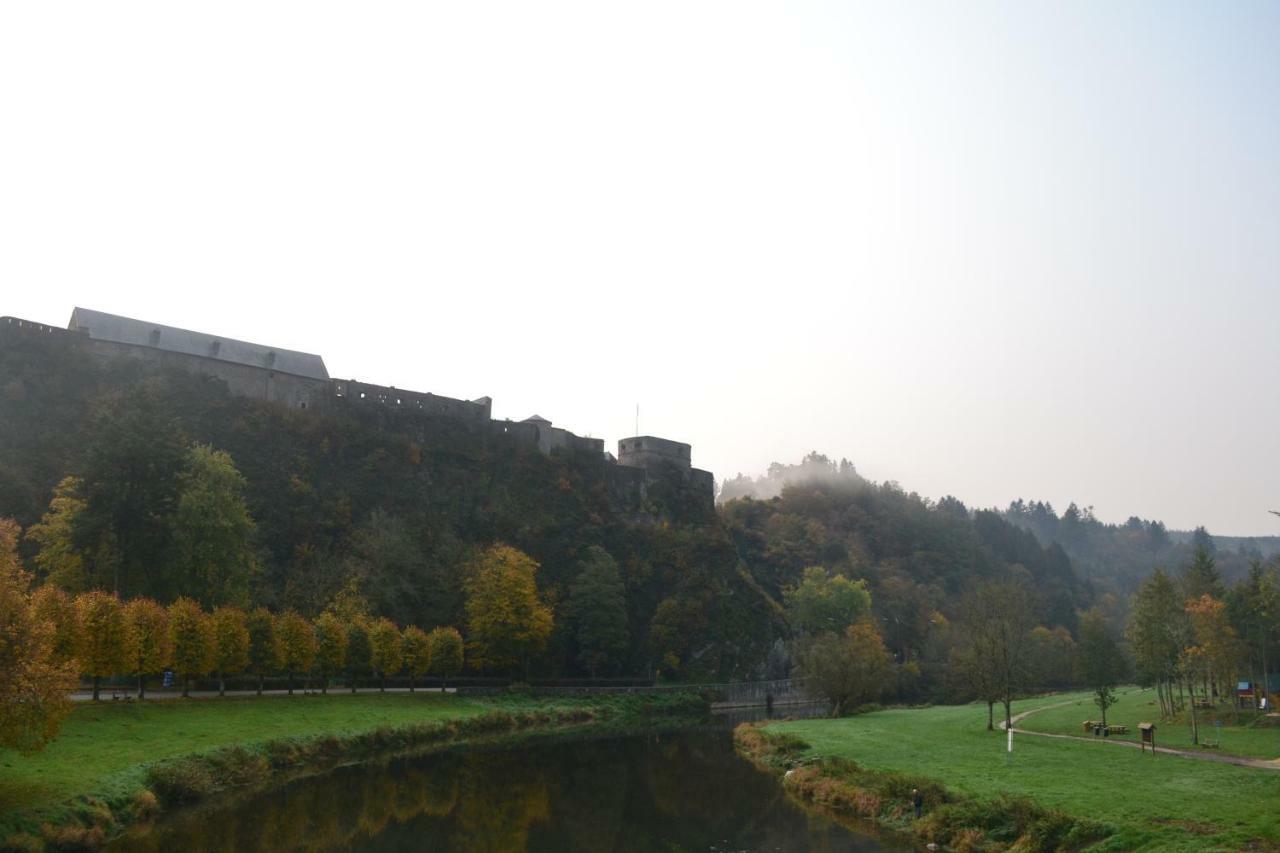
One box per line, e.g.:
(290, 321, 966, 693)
(1017, 687, 1280, 761)
(0, 693, 494, 822)
(772, 691, 1280, 851)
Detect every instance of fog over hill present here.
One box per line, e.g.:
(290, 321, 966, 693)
(720, 453, 1280, 593)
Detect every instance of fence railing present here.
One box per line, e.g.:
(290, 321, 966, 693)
(76, 675, 813, 709)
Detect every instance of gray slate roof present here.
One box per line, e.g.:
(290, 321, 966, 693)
(68, 307, 329, 380)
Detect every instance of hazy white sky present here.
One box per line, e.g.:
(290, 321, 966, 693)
(2, 2, 1277, 535)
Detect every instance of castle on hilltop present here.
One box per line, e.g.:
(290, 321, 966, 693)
(1, 309, 714, 503)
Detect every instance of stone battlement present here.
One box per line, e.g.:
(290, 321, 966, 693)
(2, 309, 714, 503)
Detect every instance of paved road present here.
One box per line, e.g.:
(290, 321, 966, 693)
(72, 686, 455, 702)
(1003, 696, 1280, 771)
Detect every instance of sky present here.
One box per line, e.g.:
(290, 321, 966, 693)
(2, 2, 1277, 535)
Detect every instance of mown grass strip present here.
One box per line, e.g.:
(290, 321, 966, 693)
(0, 691, 707, 850)
(748, 692, 1280, 851)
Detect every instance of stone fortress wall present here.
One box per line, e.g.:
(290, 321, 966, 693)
(1, 310, 714, 503)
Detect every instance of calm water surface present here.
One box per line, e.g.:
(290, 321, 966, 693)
(114, 712, 896, 852)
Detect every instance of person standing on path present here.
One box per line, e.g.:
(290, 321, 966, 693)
(912, 788, 923, 819)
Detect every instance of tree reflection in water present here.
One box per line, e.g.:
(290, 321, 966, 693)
(113, 730, 892, 852)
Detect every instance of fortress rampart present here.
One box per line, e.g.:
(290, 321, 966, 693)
(2, 310, 714, 506)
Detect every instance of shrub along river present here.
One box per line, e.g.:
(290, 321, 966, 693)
(110, 705, 899, 852)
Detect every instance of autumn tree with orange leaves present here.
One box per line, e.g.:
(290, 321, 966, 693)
(1, 518, 77, 752)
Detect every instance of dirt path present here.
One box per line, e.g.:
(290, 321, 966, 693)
(1004, 698, 1280, 771)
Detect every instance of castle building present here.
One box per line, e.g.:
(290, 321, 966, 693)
(617, 435, 715, 495)
(2, 309, 714, 502)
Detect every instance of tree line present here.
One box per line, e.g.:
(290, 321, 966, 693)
(2, 514, 641, 753)
(0, 337, 773, 682)
(1128, 547, 1278, 743)
(722, 454, 1093, 706)
(1005, 498, 1274, 594)
(946, 544, 1279, 737)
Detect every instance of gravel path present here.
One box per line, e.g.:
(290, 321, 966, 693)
(1002, 697, 1280, 771)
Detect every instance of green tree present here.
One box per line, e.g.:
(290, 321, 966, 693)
(169, 597, 213, 698)
(1183, 546, 1224, 602)
(341, 511, 429, 627)
(314, 612, 348, 693)
(566, 547, 628, 678)
(24, 476, 87, 591)
(1228, 560, 1278, 703)
(369, 617, 403, 691)
(1077, 609, 1128, 726)
(950, 639, 1003, 730)
(346, 620, 373, 693)
(464, 545, 553, 675)
(75, 384, 188, 598)
(1025, 625, 1076, 689)
(1127, 568, 1186, 717)
(1, 518, 77, 752)
(401, 625, 430, 691)
(77, 589, 133, 701)
(277, 611, 317, 695)
(210, 606, 250, 696)
(124, 597, 171, 699)
(170, 445, 259, 606)
(426, 626, 464, 689)
(245, 606, 281, 695)
(795, 622, 893, 716)
(783, 567, 871, 636)
(958, 578, 1037, 731)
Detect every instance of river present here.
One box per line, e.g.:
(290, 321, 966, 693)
(112, 707, 897, 852)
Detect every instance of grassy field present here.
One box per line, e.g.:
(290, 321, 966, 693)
(0, 692, 576, 830)
(1016, 687, 1280, 761)
(771, 691, 1280, 851)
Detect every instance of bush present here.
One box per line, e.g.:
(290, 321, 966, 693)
(39, 822, 106, 851)
(205, 746, 269, 787)
(0, 832, 44, 853)
(145, 760, 216, 805)
(127, 790, 159, 822)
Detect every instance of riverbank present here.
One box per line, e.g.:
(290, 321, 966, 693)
(736, 691, 1280, 851)
(0, 691, 707, 851)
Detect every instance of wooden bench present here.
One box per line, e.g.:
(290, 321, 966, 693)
(1107, 725, 1128, 735)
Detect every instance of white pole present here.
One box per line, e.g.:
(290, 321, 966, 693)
(1007, 726, 1013, 753)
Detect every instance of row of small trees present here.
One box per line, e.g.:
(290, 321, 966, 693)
(29, 586, 465, 700)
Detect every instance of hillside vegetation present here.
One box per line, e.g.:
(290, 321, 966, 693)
(1, 338, 1099, 691)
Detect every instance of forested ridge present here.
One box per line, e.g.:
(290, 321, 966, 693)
(6, 332, 1272, 704)
(1001, 499, 1277, 593)
(720, 455, 1092, 700)
(0, 333, 772, 681)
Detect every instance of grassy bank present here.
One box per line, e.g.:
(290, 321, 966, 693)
(0, 691, 706, 850)
(746, 691, 1280, 851)
(1016, 687, 1280, 760)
